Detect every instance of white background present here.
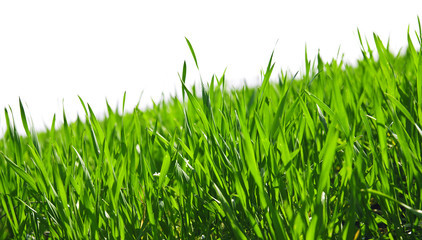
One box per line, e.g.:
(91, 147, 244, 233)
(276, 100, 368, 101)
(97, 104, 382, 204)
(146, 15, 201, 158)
(0, 1, 421, 134)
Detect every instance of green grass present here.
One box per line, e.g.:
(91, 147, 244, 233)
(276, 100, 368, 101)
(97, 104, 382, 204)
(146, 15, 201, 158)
(1, 20, 422, 239)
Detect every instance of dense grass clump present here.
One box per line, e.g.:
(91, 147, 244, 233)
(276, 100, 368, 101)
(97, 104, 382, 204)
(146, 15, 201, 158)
(1, 23, 422, 239)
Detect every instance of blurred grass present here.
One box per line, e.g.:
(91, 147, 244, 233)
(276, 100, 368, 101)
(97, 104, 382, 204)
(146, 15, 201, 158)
(1, 19, 422, 239)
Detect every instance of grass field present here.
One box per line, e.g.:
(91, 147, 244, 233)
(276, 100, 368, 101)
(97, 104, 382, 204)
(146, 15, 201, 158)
(1, 20, 422, 239)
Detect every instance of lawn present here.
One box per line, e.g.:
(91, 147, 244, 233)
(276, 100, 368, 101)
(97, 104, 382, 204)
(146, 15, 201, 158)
(1, 20, 422, 239)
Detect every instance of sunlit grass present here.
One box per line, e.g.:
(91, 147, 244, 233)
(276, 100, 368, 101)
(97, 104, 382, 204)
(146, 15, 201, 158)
(1, 19, 422, 239)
